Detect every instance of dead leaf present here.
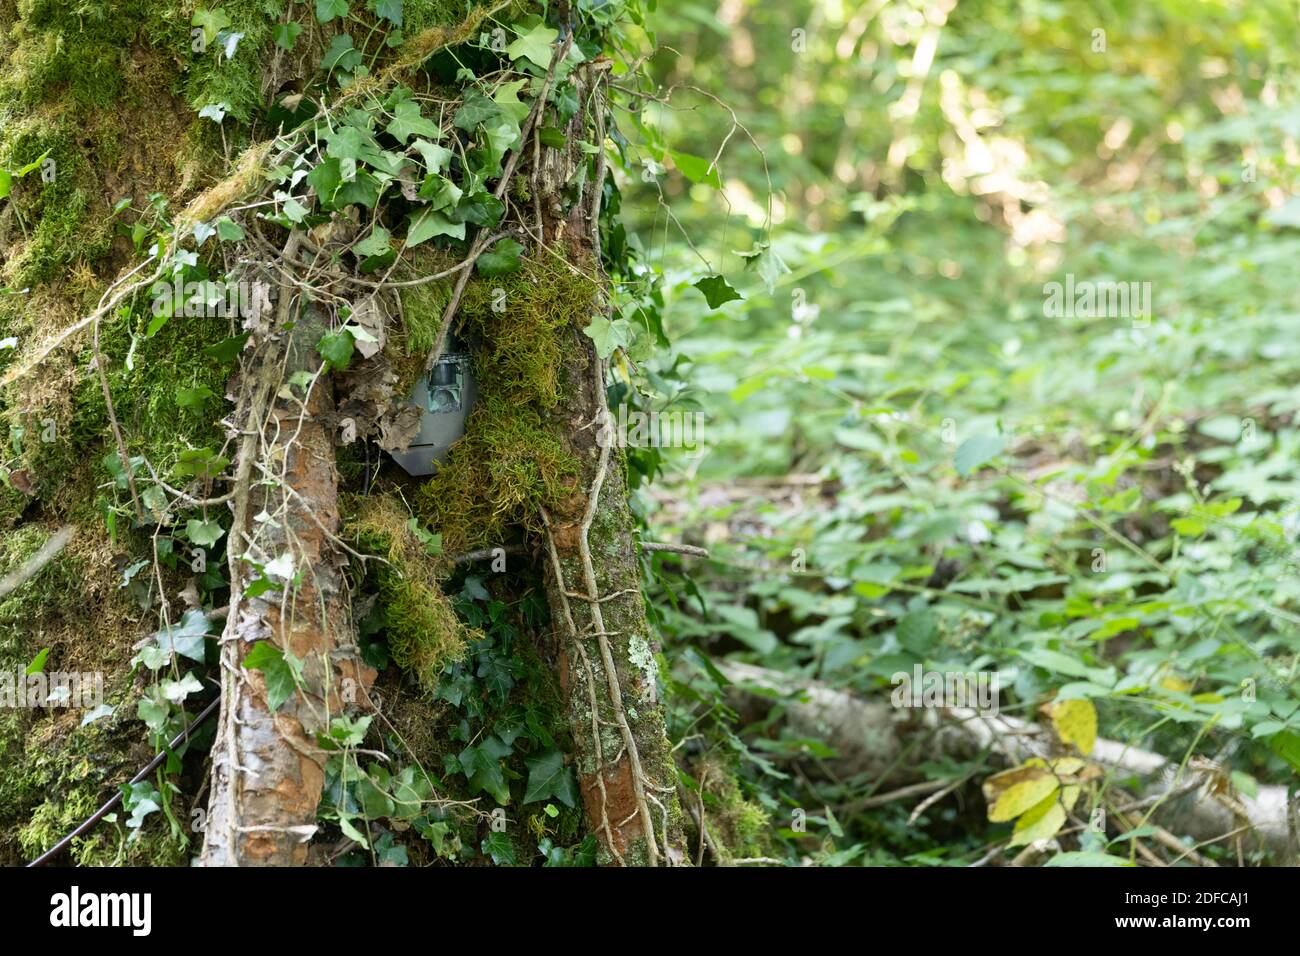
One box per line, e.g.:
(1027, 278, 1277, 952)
(1043, 697, 1097, 755)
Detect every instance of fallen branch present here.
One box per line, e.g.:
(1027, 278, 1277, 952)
(642, 541, 710, 558)
(0, 525, 74, 602)
(718, 661, 1295, 860)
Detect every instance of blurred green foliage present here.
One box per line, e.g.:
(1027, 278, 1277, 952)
(621, 0, 1300, 865)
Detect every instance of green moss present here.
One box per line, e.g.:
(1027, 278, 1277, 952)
(346, 494, 477, 694)
(397, 255, 455, 358)
(417, 398, 580, 554)
(180, 0, 284, 124)
(0, 120, 107, 286)
(98, 307, 231, 468)
(16, 748, 189, 867)
(2, 0, 139, 110)
(694, 760, 773, 864)
(458, 257, 594, 408)
(413, 257, 597, 552)
(403, 0, 484, 34)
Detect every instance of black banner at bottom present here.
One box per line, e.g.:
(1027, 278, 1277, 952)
(0, 864, 1278, 941)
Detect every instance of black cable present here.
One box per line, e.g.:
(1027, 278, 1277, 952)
(26, 696, 221, 867)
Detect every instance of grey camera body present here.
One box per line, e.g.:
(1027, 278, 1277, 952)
(389, 351, 476, 476)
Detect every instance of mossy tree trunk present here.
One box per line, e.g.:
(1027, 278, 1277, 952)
(1, 0, 687, 867)
(200, 304, 374, 866)
(535, 71, 686, 866)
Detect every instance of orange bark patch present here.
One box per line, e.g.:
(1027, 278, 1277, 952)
(579, 757, 645, 860)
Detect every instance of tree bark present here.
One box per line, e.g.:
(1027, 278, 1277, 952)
(201, 304, 373, 866)
(536, 66, 687, 866)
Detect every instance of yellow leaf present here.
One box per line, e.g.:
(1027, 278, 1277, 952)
(1159, 674, 1192, 693)
(1009, 791, 1067, 847)
(1050, 757, 1086, 776)
(1060, 784, 1081, 813)
(1046, 698, 1097, 755)
(984, 763, 1059, 823)
(981, 759, 1047, 802)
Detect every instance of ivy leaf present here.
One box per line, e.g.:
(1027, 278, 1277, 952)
(26, 647, 50, 675)
(220, 30, 244, 60)
(458, 192, 504, 228)
(953, 434, 1006, 476)
(457, 736, 511, 803)
(154, 609, 211, 663)
(669, 149, 722, 189)
(161, 672, 203, 705)
(523, 748, 577, 807)
(356, 774, 396, 818)
(338, 815, 370, 849)
(322, 34, 361, 72)
(476, 653, 516, 703)
(185, 518, 225, 547)
(214, 216, 245, 241)
(192, 8, 232, 44)
(326, 714, 372, 748)
(325, 125, 368, 163)
(390, 766, 434, 819)
(411, 139, 452, 174)
(244, 641, 296, 711)
(198, 103, 228, 124)
(277, 192, 308, 223)
(481, 831, 516, 866)
(475, 238, 524, 277)
(273, 22, 303, 50)
(307, 158, 344, 207)
(583, 314, 633, 359)
(315, 0, 349, 23)
(317, 328, 355, 370)
(371, 0, 403, 25)
(693, 274, 742, 309)
(204, 332, 249, 363)
(506, 22, 558, 69)
(405, 209, 464, 246)
(385, 99, 440, 142)
(454, 90, 506, 131)
(418, 174, 462, 210)
(122, 781, 162, 830)
(137, 696, 169, 735)
(492, 79, 531, 124)
(175, 384, 215, 409)
(353, 226, 392, 258)
(337, 171, 382, 208)
(478, 119, 521, 172)
(80, 703, 115, 727)
(553, 83, 579, 124)
(175, 447, 229, 479)
(537, 126, 567, 149)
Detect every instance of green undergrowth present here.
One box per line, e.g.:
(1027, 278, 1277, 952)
(335, 578, 589, 866)
(91, 307, 233, 471)
(0, 525, 188, 865)
(683, 755, 774, 864)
